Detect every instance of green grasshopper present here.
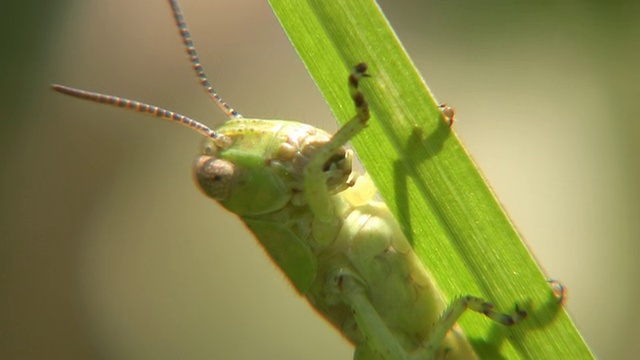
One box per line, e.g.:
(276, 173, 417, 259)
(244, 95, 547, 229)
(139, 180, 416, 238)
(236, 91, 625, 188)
(52, 0, 528, 358)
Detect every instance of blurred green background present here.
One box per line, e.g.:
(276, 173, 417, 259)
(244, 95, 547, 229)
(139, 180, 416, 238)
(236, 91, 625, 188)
(1, 0, 638, 359)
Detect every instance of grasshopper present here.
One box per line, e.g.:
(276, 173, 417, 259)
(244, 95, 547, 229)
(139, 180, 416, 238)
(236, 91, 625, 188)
(52, 0, 528, 358)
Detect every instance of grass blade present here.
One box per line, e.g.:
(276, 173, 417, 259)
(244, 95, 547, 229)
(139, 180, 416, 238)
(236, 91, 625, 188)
(268, 0, 593, 358)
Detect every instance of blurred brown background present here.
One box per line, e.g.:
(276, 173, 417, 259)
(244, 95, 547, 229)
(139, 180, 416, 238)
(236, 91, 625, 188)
(1, 0, 638, 359)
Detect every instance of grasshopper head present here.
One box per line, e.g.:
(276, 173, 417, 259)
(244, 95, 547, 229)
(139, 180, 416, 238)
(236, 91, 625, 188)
(194, 119, 353, 216)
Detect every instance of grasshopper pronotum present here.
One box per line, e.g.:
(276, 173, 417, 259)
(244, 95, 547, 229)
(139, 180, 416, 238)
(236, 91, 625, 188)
(52, 1, 531, 358)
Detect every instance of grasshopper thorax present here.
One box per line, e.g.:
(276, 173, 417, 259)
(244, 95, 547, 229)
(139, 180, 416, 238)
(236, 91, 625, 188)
(194, 118, 354, 216)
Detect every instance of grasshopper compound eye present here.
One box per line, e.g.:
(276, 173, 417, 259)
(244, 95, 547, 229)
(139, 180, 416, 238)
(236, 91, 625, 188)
(193, 156, 236, 201)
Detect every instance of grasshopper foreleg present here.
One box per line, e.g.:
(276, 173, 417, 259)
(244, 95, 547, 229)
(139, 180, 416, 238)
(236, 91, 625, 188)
(304, 63, 371, 222)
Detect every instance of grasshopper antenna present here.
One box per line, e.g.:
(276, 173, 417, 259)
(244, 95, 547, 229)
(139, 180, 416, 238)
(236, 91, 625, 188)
(169, 0, 242, 119)
(50, 84, 231, 148)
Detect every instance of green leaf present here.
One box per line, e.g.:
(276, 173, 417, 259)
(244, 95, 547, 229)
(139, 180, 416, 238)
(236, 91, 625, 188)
(268, 0, 593, 358)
